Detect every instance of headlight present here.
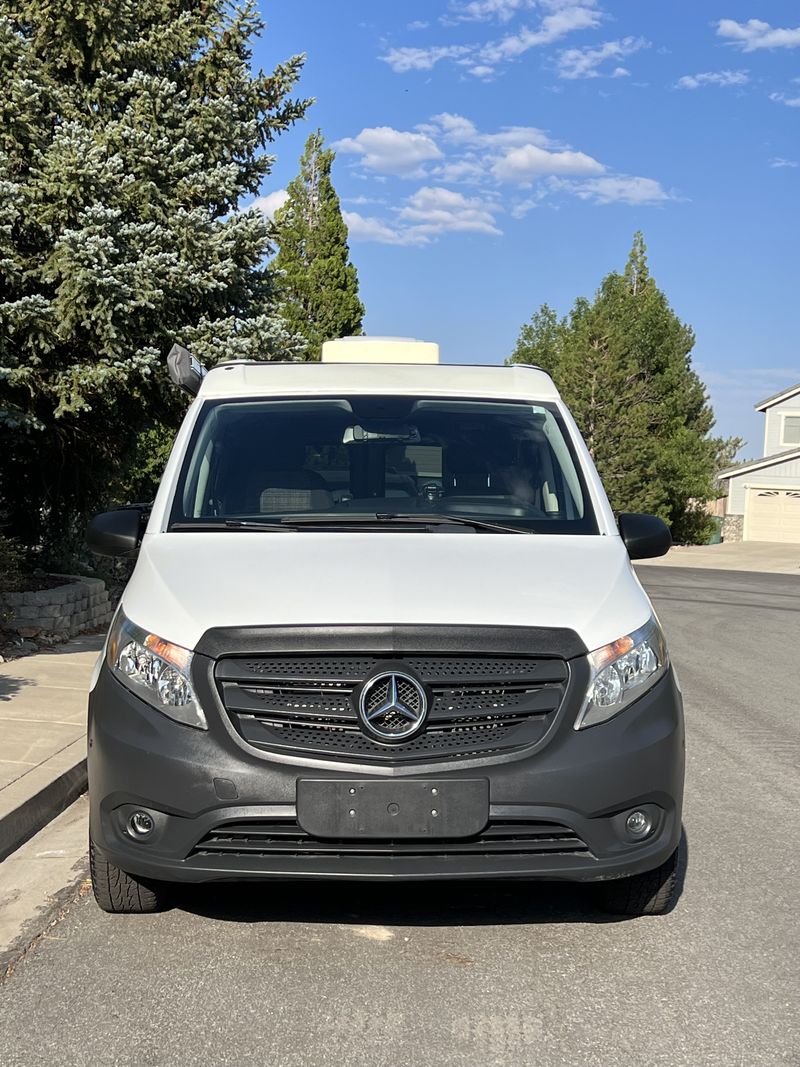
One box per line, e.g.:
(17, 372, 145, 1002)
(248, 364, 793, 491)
(107, 612, 207, 729)
(575, 616, 668, 730)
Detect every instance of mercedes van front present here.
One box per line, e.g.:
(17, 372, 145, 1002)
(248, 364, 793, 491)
(86, 338, 684, 916)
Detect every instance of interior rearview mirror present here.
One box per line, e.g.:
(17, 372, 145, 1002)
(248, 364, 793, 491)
(87, 508, 146, 558)
(617, 512, 672, 560)
(343, 422, 421, 445)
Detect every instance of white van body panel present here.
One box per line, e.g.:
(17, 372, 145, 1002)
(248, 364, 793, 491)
(122, 531, 651, 656)
(195, 361, 560, 402)
(134, 359, 641, 657)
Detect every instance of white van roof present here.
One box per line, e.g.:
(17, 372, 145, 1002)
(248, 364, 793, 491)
(197, 360, 560, 403)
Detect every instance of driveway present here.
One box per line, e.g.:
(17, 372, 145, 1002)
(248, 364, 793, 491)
(639, 539, 800, 574)
(1, 567, 798, 1066)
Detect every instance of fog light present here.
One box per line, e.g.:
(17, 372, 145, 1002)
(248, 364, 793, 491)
(625, 810, 654, 840)
(128, 811, 155, 839)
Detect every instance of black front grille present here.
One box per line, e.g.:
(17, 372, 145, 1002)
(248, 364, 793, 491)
(216, 652, 567, 762)
(191, 819, 589, 859)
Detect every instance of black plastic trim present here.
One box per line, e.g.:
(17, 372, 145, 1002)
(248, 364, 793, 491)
(196, 623, 587, 661)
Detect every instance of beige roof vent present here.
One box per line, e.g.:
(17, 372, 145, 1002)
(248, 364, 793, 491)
(321, 336, 439, 365)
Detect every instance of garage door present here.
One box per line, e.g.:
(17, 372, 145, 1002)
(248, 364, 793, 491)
(744, 488, 800, 543)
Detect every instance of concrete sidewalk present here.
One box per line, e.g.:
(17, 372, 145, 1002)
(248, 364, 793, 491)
(0, 635, 101, 861)
(637, 540, 800, 575)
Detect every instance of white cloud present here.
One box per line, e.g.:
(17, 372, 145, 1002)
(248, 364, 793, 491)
(565, 176, 672, 205)
(427, 112, 555, 148)
(444, 0, 535, 24)
(433, 158, 488, 183)
(342, 211, 427, 246)
(342, 195, 386, 205)
(334, 112, 675, 248)
(676, 70, 749, 90)
(248, 189, 288, 219)
(380, 2, 601, 75)
(717, 18, 800, 52)
(333, 127, 443, 177)
(380, 44, 472, 73)
(398, 185, 502, 235)
(480, 5, 602, 64)
(557, 36, 648, 79)
(770, 91, 800, 108)
(343, 187, 502, 245)
(407, 20, 429, 31)
(492, 143, 605, 182)
(770, 157, 799, 168)
(466, 64, 497, 79)
(510, 196, 544, 218)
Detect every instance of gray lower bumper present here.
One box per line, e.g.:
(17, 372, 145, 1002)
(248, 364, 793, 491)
(88, 664, 684, 884)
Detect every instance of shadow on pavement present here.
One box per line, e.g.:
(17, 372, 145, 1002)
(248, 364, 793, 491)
(0, 674, 32, 701)
(173, 830, 688, 928)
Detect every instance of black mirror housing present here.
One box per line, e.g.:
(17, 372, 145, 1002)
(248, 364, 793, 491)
(618, 512, 672, 560)
(167, 343, 207, 396)
(87, 508, 145, 558)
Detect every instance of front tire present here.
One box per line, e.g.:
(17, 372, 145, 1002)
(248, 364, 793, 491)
(596, 846, 680, 916)
(89, 838, 165, 914)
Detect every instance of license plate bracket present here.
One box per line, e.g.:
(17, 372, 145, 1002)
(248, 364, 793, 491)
(296, 779, 489, 839)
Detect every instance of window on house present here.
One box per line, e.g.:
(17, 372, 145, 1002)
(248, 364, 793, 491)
(782, 415, 800, 446)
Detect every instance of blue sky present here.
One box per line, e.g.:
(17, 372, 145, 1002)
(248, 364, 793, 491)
(251, 2, 800, 457)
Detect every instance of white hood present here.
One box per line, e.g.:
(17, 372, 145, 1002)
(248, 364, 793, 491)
(122, 531, 652, 656)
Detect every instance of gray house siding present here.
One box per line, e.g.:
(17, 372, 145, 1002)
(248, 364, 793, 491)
(727, 456, 800, 514)
(763, 394, 800, 456)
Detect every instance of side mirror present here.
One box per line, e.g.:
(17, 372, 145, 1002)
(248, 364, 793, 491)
(167, 343, 207, 397)
(87, 508, 146, 558)
(618, 512, 671, 560)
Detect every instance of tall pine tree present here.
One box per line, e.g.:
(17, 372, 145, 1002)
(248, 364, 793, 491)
(509, 234, 740, 542)
(0, 1, 310, 554)
(272, 130, 364, 359)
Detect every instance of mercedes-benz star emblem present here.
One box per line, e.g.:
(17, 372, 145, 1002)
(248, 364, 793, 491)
(358, 671, 428, 743)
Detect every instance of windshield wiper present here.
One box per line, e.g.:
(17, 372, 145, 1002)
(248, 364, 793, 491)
(169, 521, 293, 532)
(277, 513, 531, 534)
(377, 513, 532, 534)
(170, 515, 532, 535)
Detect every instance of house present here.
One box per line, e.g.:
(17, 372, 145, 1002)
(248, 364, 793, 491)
(717, 382, 800, 543)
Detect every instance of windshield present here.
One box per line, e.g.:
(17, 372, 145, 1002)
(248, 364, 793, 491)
(168, 395, 597, 535)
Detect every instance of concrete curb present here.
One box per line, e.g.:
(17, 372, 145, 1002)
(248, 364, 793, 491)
(0, 759, 88, 863)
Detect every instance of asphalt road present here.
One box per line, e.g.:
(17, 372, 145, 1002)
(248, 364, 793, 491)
(1, 567, 799, 1066)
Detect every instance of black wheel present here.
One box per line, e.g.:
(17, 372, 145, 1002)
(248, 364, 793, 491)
(89, 838, 166, 914)
(596, 847, 680, 917)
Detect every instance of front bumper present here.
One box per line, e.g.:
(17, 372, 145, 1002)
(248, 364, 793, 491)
(88, 662, 684, 884)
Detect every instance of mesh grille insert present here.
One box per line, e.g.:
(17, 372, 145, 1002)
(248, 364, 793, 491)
(216, 651, 566, 762)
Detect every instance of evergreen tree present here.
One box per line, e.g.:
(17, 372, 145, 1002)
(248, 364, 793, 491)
(509, 234, 740, 542)
(0, 0, 310, 554)
(272, 130, 364, 358)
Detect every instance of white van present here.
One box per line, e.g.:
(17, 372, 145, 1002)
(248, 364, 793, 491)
(87, 338, 683, 916)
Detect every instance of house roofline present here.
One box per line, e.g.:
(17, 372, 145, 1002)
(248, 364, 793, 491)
(718, 446, 800, 479)
(755, 382, 800, 411)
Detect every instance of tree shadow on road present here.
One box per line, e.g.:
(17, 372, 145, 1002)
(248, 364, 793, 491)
(0, 674, 32, 701)
(175, 830, 688, 928)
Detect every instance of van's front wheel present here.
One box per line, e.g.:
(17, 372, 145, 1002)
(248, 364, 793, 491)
(89, 838, 166, 914)
(596, 847, 680, 916)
